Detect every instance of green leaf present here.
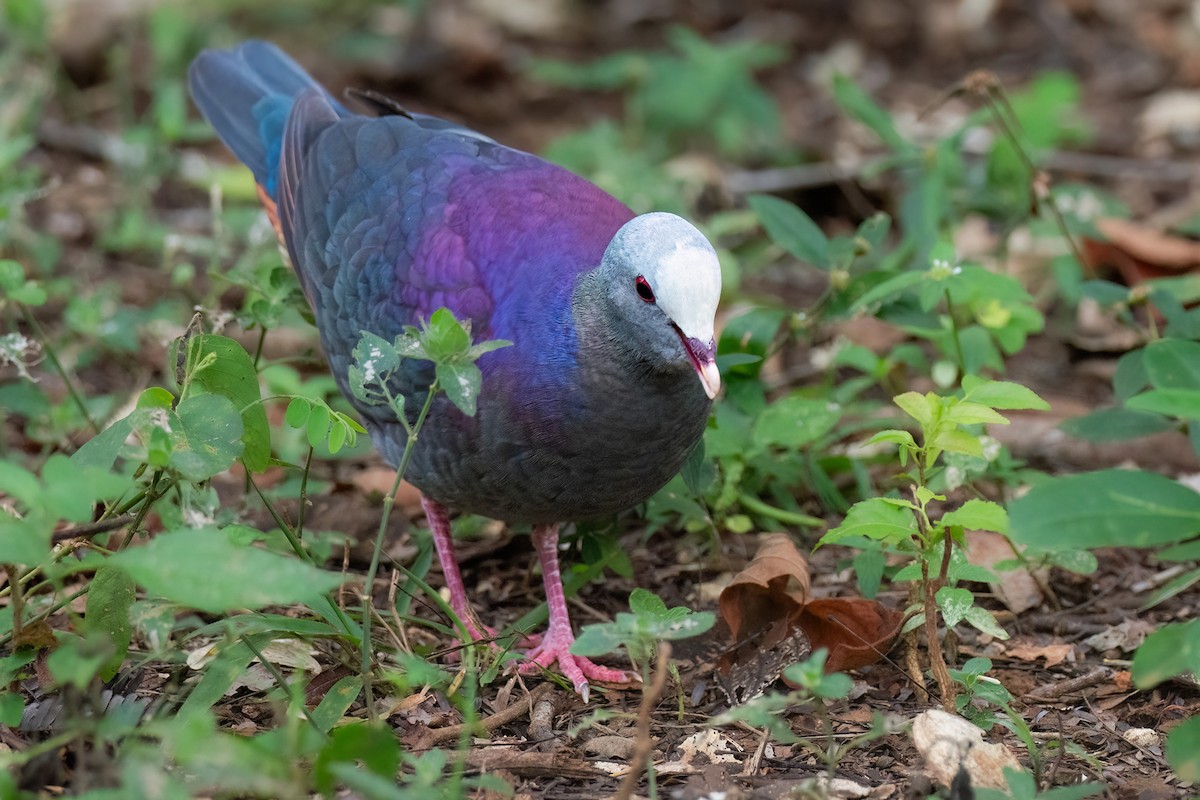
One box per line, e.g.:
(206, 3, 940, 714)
(831, 73, 914, 154)
(933, 428, 983, 458)
(112, 526, 344, 613)
(748, 194, 830, 268)
(1059, 408, 1174, 442)
(284, 397, 310, 429)
(186, 334, 270, 472)
(0, 692, 23, 727)
(570, 625, 629, 658)
(963, 606, 1009, 639)
(820, 498, 916, 547)
(894, 392, 934, 427)
(306, 402, 330, 448)
(1166, 715, 1200, 782)
(941, 500, 1008, 534)
(865, 429, 917, 449)
(82, 565, 135, 681)
(751, 395, 841, 450)
(437, 362, 483, 417)
(1144, 338, 1200, 390)
(1114, 349, 1149, 401)
(170, 394, 245, 482)
(936, 587, 973, 627)
(629, 588, 668, 617)
(1126, 388, 1200, 419)
(1131, 619, 1200, 688)
(423, 308, 471, 361)
(314, 723, 400, 795)
(961, 376, 1050, 410)
(850, 270, 927, 311)
(945, 401, 1008, 426)
(1010, 470, 1200, 550)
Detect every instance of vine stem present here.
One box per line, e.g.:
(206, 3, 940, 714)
(362, 383, 438, 722)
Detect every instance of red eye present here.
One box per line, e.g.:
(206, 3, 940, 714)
(636, 275, 656, 303)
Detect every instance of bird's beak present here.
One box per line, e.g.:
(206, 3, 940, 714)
(682, 335, 720, 400)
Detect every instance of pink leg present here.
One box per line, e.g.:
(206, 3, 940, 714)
(517, 524, 632, 701)
(421, 496, 492, 642)
(420, 496, 540, 648)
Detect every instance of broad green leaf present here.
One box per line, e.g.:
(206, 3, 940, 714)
(314, 723, 400, 795)
(306, 402, 330, 448)
(423, 308, 471, 361)
(187, 334, 270, 472)
(437, 362, 482, 417)
(352, 331, 400, 377)
(112, 526, 344, 613)
(748, 194, 830, 268)
(865, 429, 917, 448)
(83, 564, 135, 681)
(751, 395, 841, 450)
(570, 625, 629, 657)
(284, 397, 310, 428)
(894, 392, 934, 427)
(961, 376, 1049, 410)
(46, 633, 114, 690)
(932, 428, 983, 458)
(1126, 388, 1200, 419)
(1166, 715, 1200, 782)
(820, 498, 916, 547)
(941, 500, 1008, 534)
(1010, 470, 1200, 550)
(945, 401, 1008, 426)
(1114, 349, 1149, 401)
(1144, 338, 1200, 390)
(1131, 619, 1200, 688)
(629, 588, 668, 617)
(964, 606, 1009, 639)
(170, 394, 245, 482)
(936, 587, 973, 627)
(311, 676, 363, 733)
(1059, 408, 1173, 442)
(0, 692, 23, 727)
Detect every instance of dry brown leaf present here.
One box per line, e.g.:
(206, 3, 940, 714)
(1096, 217, 1200, 271)
(1004, 641, 1075, 668)
(717, 534, 900, 686)
(718, 533, 811, 643)
(797, 598, 903, 674)
(964, 530, 1044, 614)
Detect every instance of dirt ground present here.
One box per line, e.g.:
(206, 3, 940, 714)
(12, 0, 1200, 797)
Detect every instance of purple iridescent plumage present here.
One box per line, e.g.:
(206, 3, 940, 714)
(188, 41, 721, 697)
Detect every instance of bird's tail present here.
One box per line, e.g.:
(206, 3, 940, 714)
(188, 40, 346, 198)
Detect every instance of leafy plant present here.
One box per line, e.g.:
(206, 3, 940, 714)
(819, 377, 1048, 707)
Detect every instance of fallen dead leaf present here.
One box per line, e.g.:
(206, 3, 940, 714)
(715, 534, 902, 699)
(965, 530, 1045, 614)
(718, 533, 811, 643)
(1004, 640, 1075, 668)
(1083, 619, 1155, 654)
(797, 598, 903, 674)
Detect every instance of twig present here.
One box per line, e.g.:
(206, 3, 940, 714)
(615, 642, 671, 800)
(415, 681, 558, 749)
(50, 514, 136, 544)
(1024, 667, 1110, 701)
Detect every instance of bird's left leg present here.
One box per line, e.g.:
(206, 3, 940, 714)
(420, 496, 540, 648)
(517, 523, 632, 700)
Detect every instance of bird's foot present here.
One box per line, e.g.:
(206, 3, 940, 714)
(516, 629, 633, 702)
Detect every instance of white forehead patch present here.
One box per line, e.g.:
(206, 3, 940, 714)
(606, 212, 723, 343)
(652, 240, 721, 343)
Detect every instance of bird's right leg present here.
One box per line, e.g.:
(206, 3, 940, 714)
(420, 495, 493, 643)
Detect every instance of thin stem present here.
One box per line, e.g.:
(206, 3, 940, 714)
(22, 306, 99, 434)
(737, 493, 823, 528)
(118, 470, 167, 551)
(296, 447, 314, 540)
(249, 475, 310, 562)
(362, 383, 438, 721)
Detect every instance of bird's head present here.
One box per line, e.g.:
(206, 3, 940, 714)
(599, 212, 722, 399)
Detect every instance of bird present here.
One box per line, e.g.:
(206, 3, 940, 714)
(188, 41, 721, 699)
